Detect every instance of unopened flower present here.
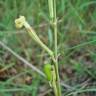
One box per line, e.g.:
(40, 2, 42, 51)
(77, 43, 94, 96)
(15, 16, 26, 29)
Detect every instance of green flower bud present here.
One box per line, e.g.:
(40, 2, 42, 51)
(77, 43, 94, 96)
(44, 64, 52, 81)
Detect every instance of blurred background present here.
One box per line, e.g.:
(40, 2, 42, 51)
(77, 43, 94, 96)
(0, 0, 96, 96)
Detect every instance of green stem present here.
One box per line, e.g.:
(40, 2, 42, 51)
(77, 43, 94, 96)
(25, 26, 53, 57)
(48, 0, 61, 96)
(53, 0, 61, 96)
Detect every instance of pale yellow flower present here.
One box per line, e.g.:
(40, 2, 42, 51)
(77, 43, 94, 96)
(15, 16, 26, 29)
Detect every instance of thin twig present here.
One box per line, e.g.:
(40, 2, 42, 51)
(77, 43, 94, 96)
(38, 89, 52, 96)
(0, 41, 46, 77)
(0, 41, 72, 90)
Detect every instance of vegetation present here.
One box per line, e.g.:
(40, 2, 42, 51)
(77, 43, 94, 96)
(0, 0, 96, 96)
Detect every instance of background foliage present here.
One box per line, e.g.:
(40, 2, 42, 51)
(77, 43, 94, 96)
(0, 0, 96, 96)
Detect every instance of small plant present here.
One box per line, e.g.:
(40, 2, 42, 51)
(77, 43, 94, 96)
(15, 1, 61, 96)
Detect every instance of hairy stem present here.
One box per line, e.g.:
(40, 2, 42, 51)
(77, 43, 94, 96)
(15, 16, 53, 57)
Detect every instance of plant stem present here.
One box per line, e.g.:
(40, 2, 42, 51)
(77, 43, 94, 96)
(25, 25, 54, 57)
(15, 16, 53, 57)
(48, 0, 61, 96)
